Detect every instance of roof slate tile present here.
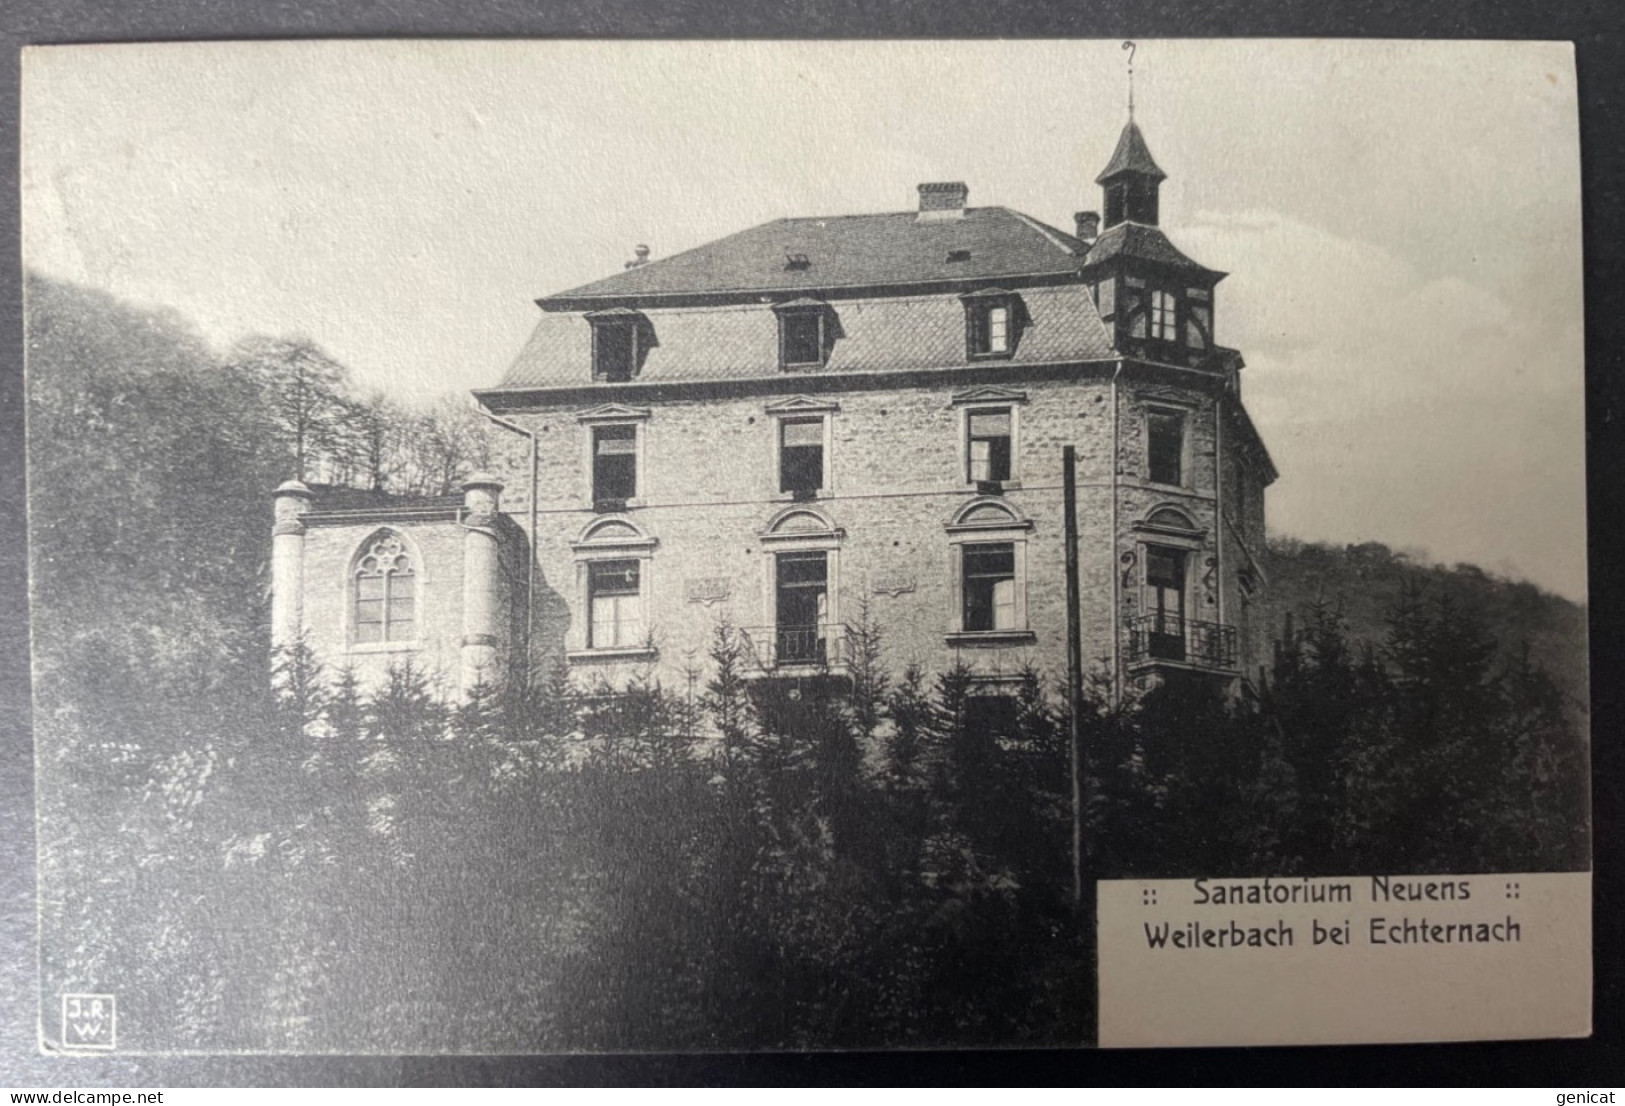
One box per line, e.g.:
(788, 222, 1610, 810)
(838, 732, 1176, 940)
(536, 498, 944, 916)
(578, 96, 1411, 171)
(1082, 222, 1223, 277)
(500, 286, 1114, 389)
(543, 207, 1086, 303)
(1095, 120, 1167, 183)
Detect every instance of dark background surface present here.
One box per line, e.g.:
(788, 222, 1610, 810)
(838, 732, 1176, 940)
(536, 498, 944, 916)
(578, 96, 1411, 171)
(1, 0, 1620, 1086)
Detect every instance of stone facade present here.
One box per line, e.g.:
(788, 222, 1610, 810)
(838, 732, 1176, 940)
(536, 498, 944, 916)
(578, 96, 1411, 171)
(269, 479, 520, 695)
(270, 117, 1276, 704)
(476, 362, 1269, 698)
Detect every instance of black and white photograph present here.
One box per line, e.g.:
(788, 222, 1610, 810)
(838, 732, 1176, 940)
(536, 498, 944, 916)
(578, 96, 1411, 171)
(20, 38, 1591, 1054)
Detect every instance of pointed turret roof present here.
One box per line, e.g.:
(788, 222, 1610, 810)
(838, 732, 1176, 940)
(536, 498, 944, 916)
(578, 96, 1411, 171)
(1081, 223, 1222, 279)
(1095, 120, 1167, 184)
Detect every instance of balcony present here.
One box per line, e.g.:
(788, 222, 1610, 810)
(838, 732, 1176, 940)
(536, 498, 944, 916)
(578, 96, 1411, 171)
(1125, 614, 1237, 672)
(738, 623, 850, 673)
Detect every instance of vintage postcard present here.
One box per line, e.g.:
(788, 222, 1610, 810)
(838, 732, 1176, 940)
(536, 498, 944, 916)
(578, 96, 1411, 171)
(22, 39, 1589, 1053)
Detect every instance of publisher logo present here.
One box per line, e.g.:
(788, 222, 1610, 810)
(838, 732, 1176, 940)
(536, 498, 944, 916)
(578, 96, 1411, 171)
(60, 993, 115, 1050)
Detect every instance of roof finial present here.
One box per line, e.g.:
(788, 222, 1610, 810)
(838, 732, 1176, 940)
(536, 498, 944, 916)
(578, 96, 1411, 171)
(1122, 40, 1137, 119)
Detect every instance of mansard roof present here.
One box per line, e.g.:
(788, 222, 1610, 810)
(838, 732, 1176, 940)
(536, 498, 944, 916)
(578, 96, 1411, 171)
(539, 207, 1086, 307)
(1081, 222, 1225, 280)
(1095, 120, 1167, 184)
(496, 284, 1115, 389)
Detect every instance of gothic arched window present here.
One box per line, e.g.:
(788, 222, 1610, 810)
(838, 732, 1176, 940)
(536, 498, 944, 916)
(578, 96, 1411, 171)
(353, 531, 416, 644)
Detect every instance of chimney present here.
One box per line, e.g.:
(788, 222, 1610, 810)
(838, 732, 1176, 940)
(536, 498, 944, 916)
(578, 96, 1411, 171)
(624, 243, 651, 270)
(916, 182, 968, 222)
(1074, 211, 1101, 243)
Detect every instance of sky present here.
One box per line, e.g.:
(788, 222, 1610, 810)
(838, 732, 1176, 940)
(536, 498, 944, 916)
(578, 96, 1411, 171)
(20, 39, 1587, 600)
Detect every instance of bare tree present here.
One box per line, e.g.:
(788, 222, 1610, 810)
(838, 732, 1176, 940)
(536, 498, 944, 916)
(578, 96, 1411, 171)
(230, 335, 353, 482)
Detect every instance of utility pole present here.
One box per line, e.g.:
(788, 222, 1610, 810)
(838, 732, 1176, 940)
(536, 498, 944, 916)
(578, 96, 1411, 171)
(1063, 445, 1085, 907)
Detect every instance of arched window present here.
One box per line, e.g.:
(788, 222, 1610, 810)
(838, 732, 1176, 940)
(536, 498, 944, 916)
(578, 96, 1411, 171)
(759, 506, 845, 669)
(944, 497, 1035, 644)
(568, 516, 659, 660)
(353, 531, 416, 644)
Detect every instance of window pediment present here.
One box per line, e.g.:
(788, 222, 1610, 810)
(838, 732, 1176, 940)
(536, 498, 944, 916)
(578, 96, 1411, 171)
(950, 385, 1028, 408)
(1134, 506, 1204, 542)
(572, 516, 658, 553)
(761, 505, 843, 544)
(764, 394, 841, 415)
(576, 403, 651, 423)
(946, 497, 1032, 533)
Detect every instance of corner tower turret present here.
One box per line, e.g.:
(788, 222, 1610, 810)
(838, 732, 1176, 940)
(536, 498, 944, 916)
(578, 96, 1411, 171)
(1081, 118, 1226, 363)
(1096, 120, 1166, 228)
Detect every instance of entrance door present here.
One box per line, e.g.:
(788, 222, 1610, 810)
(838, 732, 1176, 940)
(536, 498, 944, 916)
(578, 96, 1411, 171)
(775, 551, 828, 664)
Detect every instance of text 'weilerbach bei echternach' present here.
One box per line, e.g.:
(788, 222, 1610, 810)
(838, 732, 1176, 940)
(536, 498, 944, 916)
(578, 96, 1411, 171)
(1141, 875, 1524, 950)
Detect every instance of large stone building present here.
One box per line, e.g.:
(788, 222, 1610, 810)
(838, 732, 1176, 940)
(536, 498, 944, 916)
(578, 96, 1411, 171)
(269, 117, 1276, 708)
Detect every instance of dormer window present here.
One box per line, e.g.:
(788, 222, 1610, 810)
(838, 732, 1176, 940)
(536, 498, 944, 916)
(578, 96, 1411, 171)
(784, 252, 811, 271)
(585, 309, 653, 383)
(774, 299, 836, 371)
(979, 305, 1011, 354)
(961, 289, 1022, 360)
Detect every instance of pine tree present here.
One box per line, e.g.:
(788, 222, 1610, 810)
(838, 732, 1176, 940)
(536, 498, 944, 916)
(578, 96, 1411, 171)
(269, 632, 327, 743)
(366, 658, 445, 743)
(326, 665, 366, 744)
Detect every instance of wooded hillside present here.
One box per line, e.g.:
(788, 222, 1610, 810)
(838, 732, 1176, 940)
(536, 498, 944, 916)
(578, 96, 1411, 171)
(1260, 537, 1589, 722)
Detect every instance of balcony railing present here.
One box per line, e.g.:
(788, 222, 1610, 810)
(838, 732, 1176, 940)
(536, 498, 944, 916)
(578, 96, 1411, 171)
(738, 623, 850, 672)
(1125, 614, 1237, 671)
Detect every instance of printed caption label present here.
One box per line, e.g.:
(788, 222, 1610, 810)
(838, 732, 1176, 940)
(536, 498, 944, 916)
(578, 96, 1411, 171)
(1098, 871, 1590, 1047)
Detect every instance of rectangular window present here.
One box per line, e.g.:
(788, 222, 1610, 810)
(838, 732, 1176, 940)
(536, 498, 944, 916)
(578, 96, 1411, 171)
(962, 542, 1017, 632)
(1147, 409, 1183, 486)
(588, 560, 644, 648)
(593, 424, 637, 507)
(967, 409, 1013, 484)
(593, 323, 637, 382)
(780, 312, 825, 369)
(779, 418, 825, 497)
(1150, 289, 1179, 341)
(1145, 546, 1187, 660)
(968, 301, 1014, 357)
(775, 551, 829, 664)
